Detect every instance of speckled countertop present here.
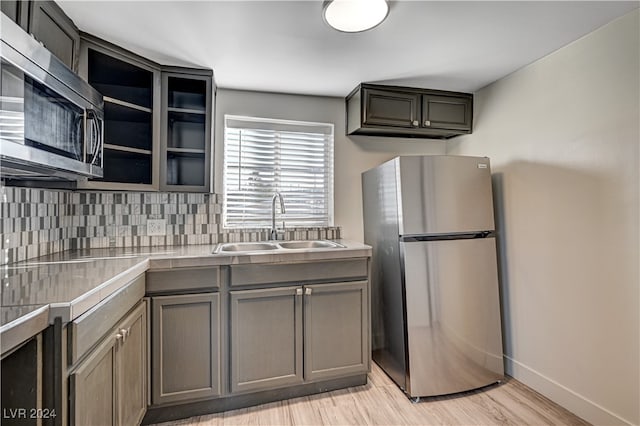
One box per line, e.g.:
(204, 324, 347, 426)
(0, 240, 371, 354)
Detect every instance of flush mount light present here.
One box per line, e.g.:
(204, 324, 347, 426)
(323, 0, 389, 33)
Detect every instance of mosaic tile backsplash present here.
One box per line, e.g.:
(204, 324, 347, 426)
(0, 186, 340, 265)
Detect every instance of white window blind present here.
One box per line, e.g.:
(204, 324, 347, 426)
(223, 115, 334, 228)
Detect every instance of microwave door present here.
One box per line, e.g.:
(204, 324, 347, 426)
(1, 14, 104, 179)
(23, 74, 85, 162)
(0, 61, 25, 144)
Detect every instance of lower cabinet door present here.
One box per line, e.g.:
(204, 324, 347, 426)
(70, 333, 117, 426)
(230, 287, 303, 393)
(152, 293, 220, 405)
(304, 281, 369, 381)
(116, 302, 147, 426)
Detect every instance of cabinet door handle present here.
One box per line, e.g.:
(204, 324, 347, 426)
(116, 333, 123, 342)
(120, 328, 129, 342)
(305, 288, 312, 296)
(411, 120, 419, 127)
(424, 120, 431, 127)
(296, 288, 303, 296)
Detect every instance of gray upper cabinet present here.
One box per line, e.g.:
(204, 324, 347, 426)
(303, 281, 369, 382)
(347, 83, 473, 139)
(28, 1, 80, 71)
(1, 0, 29, 29)
(1, 1, 79, 71)
(78, 36, 214, 192)
(151, 293, 220, 405)
(160, 68, 213, 193)
(229, 287, 304, 393)
(78, 35, 161, 191)
(362, 88, 420, 128)
(422, 94, 472, 131)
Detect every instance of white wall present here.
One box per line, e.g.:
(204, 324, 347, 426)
(214, 89, 446, 242)
(448, 10, 639, 425)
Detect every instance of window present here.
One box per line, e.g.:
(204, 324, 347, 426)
(223, 115, 334, 228)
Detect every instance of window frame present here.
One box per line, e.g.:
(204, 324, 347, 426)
(222, 114, 335, 229)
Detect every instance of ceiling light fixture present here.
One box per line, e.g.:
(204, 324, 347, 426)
(323, 0, 389, 33)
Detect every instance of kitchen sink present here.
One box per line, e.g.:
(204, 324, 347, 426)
(278, 240, 344, 249)
(213, 240, 344, 253)
(215, 242, 280, 253)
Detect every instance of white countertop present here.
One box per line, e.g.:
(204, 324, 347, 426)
(0, 240, 371, 354)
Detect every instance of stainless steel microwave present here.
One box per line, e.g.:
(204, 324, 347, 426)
(0, 14, 104, 180)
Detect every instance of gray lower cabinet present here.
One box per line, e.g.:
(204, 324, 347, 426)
(304, 281, 369, 381)
(229, 281, 368, 393)
(70, 301, 147, 426)
(70, 332, 116, 425)
(152, 293, 220, 405)
(1, 336, 42, 426)
(117, 302, 147, 426)
(229, 287, 304, 393)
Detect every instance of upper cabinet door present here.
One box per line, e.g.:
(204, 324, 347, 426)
(28, 1, 80, 71)
(362, 88, 420, 128)
(1, 1, 29, 29)
(422, 94, 472, 132)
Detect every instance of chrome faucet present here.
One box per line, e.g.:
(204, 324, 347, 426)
(270, 192, 286, 240)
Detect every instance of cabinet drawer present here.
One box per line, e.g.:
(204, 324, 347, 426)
(146, 266, 220, 294)
(68, 275, 145, 365)
(229, 259, 368, 287)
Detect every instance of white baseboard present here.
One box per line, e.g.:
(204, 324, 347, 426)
(504, 355, 636, 426)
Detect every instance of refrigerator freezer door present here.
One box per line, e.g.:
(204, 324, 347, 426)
(402, 237, 504, 397)
(397, 156, 495, 236)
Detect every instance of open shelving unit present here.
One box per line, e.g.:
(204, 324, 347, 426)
(87, 48, 156, 186)
(77, 35, 212, 192)
(161, 70, 212, 192)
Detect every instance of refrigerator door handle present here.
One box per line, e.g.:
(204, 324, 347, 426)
(400, 231, 494, 242)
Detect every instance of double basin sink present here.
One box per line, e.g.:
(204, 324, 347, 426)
(214, 240, 344, 253)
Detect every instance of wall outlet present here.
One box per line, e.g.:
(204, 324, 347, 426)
(147, 219, 166, 236)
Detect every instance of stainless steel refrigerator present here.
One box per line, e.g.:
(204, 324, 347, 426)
(362, 155, 504, 399)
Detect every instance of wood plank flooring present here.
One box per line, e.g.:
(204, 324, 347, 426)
(153, 362, 589, 425)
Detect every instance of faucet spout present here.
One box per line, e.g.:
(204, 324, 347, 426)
(270, 192, 286, 240)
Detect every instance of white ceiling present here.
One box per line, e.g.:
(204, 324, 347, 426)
(59, 1, 638, 97)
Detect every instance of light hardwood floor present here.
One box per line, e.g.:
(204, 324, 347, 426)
(154, 362, 589, 425)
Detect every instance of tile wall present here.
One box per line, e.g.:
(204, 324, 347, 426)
(0, 186, 340, 265)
